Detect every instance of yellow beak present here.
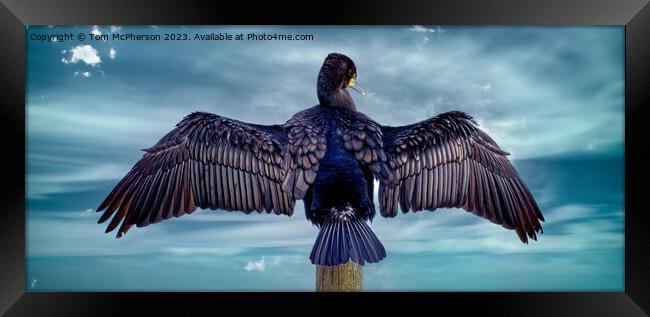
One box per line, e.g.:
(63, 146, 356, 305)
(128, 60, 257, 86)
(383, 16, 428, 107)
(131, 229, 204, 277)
(347, 75, 366, 96)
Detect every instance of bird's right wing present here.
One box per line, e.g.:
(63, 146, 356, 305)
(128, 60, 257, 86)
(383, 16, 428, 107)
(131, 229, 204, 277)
(378, 111, 544, 243)
(97, 112, 294, 238)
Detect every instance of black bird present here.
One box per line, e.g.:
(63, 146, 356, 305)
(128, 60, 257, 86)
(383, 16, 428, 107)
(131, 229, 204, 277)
(97, 53, 544, 266)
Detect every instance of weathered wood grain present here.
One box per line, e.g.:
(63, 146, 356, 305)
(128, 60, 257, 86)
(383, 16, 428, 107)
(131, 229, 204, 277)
(316, 260, 362, 292)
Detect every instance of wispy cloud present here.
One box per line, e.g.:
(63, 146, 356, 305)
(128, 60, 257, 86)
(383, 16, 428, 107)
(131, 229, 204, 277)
(27, 163, 131, 198)
(30, 163, 129, 183)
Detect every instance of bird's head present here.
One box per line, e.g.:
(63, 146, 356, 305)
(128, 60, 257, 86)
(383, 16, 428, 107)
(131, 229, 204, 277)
(319, 53, 365, 95)
(317, 53, 365, 108)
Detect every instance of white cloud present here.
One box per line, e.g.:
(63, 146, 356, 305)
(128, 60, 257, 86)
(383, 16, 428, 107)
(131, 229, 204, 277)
(409, 25, 435, 33)
(109, 48, 117, 60)
(482, 83, 491, 91)
(62, 45, 102, 66)
(410, 25, 443, 50)
(73, 71, 92, 78)
(110, 26, 122, 33)
(244, 257, 266, 272)
(91, 25, 102, 36)
(409, 25, 444, 34)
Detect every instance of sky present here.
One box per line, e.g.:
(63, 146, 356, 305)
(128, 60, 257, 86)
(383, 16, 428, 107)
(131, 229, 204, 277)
(26, 26, 624, 291)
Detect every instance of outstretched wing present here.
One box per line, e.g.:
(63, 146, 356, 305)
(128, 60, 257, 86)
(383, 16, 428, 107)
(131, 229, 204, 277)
(378, 111, 544, 243)
(97, 112, 293, 238)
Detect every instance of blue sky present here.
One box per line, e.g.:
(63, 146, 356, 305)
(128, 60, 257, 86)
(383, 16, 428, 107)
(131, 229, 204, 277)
(26, 26, 624, 291)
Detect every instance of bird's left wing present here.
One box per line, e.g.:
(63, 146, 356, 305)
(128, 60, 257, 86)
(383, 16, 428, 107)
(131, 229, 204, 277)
(97, 112, 293, 238)
(377, 111, 544, 243)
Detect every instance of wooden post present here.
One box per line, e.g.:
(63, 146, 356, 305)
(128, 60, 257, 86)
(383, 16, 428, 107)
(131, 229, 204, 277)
(315, 260, 363, 292)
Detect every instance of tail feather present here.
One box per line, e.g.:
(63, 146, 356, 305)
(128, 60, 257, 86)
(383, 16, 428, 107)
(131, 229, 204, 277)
(310, 212, 386, 266)
(355, 218, 382, 261)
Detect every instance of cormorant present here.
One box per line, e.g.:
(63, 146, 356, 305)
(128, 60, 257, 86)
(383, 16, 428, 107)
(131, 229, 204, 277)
(97, 53, 544, 266)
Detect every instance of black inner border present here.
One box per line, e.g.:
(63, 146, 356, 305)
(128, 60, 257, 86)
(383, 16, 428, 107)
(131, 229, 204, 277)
(0, 0, 648, 316)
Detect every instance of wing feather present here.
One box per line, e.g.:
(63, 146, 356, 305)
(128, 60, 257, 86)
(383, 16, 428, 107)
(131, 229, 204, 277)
(378, 111, 544, 243)
(97, 112, 296, 238)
